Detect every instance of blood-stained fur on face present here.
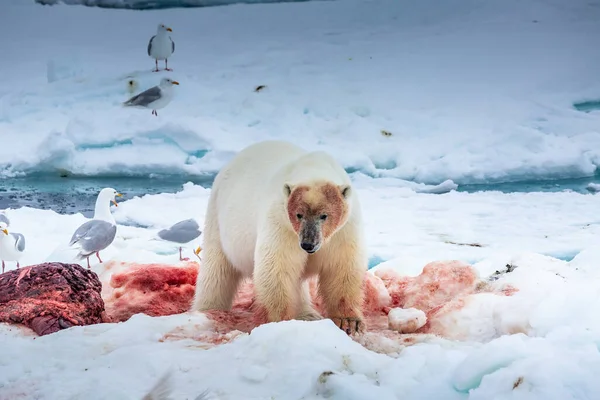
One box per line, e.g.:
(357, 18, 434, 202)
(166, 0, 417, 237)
(284, 182, 351, 253)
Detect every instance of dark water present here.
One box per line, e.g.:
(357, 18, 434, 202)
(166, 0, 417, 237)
(456, 176, 600, 194)
(2, 174, 600, 218)
(0, 175, 215, 217)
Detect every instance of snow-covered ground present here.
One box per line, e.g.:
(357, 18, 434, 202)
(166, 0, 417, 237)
(2, 0, 600, 398)
(2, 183, 600, 399)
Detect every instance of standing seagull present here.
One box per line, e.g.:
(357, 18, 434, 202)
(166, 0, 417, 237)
(157, 218, 202, 261)
(123, 77, 179, 116)
(0, 221, 25, 273)
(68, 188, 122, 269)
(148, 23, 175, 72)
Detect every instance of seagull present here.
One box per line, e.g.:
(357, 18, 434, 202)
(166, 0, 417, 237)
(122, 77, 179, 116)
(148, 23, 175, 72)
(68, 188, 122, 269)
(0, 221, 25, 274)
(157, 218, 202, 261)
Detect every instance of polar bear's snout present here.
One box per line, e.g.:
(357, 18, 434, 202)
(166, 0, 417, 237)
(299, 219, 323, 253)
(286, 181, 351, 255)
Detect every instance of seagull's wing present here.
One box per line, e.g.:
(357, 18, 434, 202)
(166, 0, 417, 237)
(141, 370, 172, 400)
(194, 391, 210, 400)
(123, 86, 162, 107)
(10, 233, 25, 252)
(169, 218, 200, 232)
(148, 35, 156, 56)
(140, 369, 210, 400)
(170, 37, 175, 54)
(157, 218, 201, 244)
(69, 220, 117, 255)
(0, 213, 9, 226)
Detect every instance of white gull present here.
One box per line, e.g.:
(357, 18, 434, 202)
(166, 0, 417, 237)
(148, 23, 175, 72)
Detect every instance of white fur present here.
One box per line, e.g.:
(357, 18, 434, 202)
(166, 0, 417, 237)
(192, 140, 367, 328)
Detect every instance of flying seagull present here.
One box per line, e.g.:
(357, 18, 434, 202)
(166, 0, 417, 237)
(148, 23, 175, 72)
(123, 77, 179, 116)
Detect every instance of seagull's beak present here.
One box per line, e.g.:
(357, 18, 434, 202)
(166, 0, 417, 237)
(194, 246, 202, 255)
(166, 27, 172, 32)
(171, 81, 179, 85)
(112, 193, 123, 207)
(1, 229, 7, 235)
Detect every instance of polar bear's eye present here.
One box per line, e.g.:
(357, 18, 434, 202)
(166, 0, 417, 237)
(320, 214, 328, 221)
(296, 214, 303, 220)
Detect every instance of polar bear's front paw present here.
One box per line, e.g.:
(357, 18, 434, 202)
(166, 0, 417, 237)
(331, 316, 365, 335)
(297, 308, 324, 321)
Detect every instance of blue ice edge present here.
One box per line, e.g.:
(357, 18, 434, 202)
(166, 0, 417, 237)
(541, 250, 579, 262)
(368, 255, 386, 270)
(76, 138, 210, 161)
(5, 136, 600, 194)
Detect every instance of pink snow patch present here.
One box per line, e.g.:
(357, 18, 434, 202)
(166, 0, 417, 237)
(100, 260, 516, 351)
(103, 262, 199, 323)
(373, 261, 517, 336)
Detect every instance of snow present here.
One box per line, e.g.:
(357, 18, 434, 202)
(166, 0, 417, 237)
(387, 308, 427, 333)
(2, 0, 600, 398)
(1, 0, 600, 186)
(2, 183, 600, 398)
(586, 182, 600, 193)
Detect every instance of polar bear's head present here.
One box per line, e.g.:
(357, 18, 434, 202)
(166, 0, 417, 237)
(283, 181, 351, 254)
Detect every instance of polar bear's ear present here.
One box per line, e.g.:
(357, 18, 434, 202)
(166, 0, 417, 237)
(339, 185, 351, 199)
(284, 183, 293, 197)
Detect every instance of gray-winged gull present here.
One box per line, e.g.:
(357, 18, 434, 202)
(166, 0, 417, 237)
(142, 370, 210, 400)
(0, 221, 25, 273)
(122, 77, 179, 116)
(148, 23, 175, 72)
(0, 213, 9, 227)
(157, 218, 202, 261)
(68, 187, 122, 269)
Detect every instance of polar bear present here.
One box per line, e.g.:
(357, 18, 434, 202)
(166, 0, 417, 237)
(191, 140, 368, 334)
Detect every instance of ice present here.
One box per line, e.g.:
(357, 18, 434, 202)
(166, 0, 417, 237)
(1, 182, 600, 398)
(387, 308, 427, 333)
(451, 334, 533, 392)
(586, 182, 600, 192)
(1, 0, 600, 186)
(3, 0, 600, 398)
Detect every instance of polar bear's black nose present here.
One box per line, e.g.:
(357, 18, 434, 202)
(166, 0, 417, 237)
(301, 242, 316, 253)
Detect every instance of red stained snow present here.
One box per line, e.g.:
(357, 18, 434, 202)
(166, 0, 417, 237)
(101, 260, 517, 350)
(103, 262, 198, 322)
